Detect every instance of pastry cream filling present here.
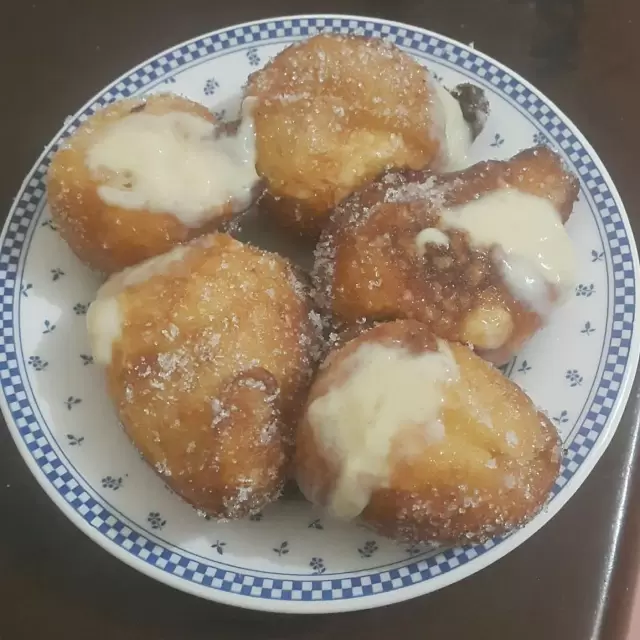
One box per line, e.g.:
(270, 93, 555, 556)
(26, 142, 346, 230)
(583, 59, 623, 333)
(86, 297, 122, 367)
(87, 244, 192, 366)
(86, 99, 258, 224)
(308, 341, 459, 520)
(415, 227, 450, 253)
(428, 76, 473, 172)
(435, 188, 576, 314)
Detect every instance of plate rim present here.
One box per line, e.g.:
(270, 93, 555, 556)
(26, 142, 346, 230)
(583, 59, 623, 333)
(2, 13, 639, 614)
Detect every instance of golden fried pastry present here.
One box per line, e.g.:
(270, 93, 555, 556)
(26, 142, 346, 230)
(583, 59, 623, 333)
(295, 320, 561, 544)
(48, 93, 260, 274)
(246, 34, 483, 236)
(87, 233, 321, 519)
(314, 146, 579, 364)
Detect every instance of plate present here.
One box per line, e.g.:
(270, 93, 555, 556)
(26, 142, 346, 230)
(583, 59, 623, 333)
(2, 14, 639, 613)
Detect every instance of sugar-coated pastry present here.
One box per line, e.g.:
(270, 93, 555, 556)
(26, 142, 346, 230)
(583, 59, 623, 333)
(246, 34, 485, 236)
(48, 93, 261, 274)
(313, 146, 579, 364)
(87, 233, 322, 519)
(295, 320, 561, 544)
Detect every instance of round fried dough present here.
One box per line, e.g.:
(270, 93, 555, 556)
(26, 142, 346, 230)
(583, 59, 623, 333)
(313, 146, 579, 364)
(295, 320, 561, 544)
(48, 94, 257, 274)
(88, 233, 321, 519)
(246, 34, 444, 236)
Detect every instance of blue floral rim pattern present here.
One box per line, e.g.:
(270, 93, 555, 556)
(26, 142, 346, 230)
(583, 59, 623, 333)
(0, 16, 636, 605)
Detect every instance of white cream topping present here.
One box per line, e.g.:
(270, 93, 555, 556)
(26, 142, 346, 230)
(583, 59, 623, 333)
(415, 227, 450, 253)
(428, 75, 473, 172)
(437, 188, 576, 313)
(87, 243, 193, 365)
(495, 251, 553, 317)
(86, 99, 258, 225)
(97, 244, 191, 299)
(308, 341, 459, 520)
(87, 297, 122, 367)
(462, 303, 514, 351)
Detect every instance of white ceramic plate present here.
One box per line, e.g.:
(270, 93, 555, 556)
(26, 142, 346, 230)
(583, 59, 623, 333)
(2, 15, 639, 613)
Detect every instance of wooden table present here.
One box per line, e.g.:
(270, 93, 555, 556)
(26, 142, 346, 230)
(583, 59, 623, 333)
(2, 1, 640, 638)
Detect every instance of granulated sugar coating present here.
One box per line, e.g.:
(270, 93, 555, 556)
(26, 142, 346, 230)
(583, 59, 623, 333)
(312, 146, 579, 365)
(55, 32, 573, 550)
(245, 34, 446, 236)
(48, 94, 260, 275)
(295, 320, 562, 545)
(92, 233, 323, 519)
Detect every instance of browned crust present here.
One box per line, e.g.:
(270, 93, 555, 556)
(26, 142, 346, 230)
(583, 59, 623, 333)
(313, 146, 579, 364)
(295, 320, 561, 544)
(246, 34, 444, 237)
(106, 233, 322, 518)
(48, 94, 251, 274)
(258, 191, 333, 239)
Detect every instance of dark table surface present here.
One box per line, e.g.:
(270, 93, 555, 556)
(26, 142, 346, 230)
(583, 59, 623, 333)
(2, 1, 640, 638)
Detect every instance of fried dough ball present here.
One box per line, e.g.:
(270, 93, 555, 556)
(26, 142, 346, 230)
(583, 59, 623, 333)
(246, 34, 481, 236)
(48, 93, 260, 274)
(295, 320, 561, 544)
(314, 146, 579, 364)
(87, 233, 321, 519)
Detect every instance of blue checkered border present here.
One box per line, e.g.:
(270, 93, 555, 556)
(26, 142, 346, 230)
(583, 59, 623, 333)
(0, 16, 635, 602)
